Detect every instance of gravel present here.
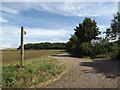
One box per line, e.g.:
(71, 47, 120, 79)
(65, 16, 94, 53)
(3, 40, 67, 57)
(43, 53, 119, 88)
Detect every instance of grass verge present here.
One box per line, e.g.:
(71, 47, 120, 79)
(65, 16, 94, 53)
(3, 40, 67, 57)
(95, 54, 111, 59)
(82, 54, 111, 59)
(2, 56, 66, 88)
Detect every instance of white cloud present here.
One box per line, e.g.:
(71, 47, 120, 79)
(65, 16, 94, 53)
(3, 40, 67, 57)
(2, 26, 20, 36)
(119, 1, 120, 12)
(0, 44, 11, 49)
(2, 0, 119, 2)
(0, 17, 7, 23)
(1, 24, 110, 49)
(2, 26, 71, 37)
(31, 2, 100, 17)
(1, 2, 117, 17)
(25, 27, 70, 37)
(98, 25, 110, 33)
(29, 39, 68, 43)
(51, 38, 67, 42)
(51, 38, 61, 41)
(34, 2, 117, 17)
(1, 26, 72, 48)
(98, 25, 109, 28)
(0, 7, 18, 14)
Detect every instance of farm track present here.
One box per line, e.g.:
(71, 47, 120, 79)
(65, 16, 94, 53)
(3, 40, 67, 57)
(43, 52, 119, 88)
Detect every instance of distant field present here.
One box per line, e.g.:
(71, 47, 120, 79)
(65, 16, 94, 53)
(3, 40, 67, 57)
(2, 50, 64, 63)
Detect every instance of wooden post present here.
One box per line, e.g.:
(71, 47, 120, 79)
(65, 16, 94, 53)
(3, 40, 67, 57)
(20, 27, 24, 66)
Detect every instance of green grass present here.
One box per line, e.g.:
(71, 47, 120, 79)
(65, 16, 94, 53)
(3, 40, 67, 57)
(95, 54, 111, 59)
(82, 54, 111, 59)
(2, 56, 66, 88)
(82, 56, 91, 59)
(0, 65, 2, 87)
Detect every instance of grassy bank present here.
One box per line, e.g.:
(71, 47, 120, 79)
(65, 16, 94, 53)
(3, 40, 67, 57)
(2, 56, 66, 88)
(82, 54, 111, 59)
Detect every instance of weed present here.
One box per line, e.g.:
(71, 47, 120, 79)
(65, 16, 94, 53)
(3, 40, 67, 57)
(2, 56, 66, 88)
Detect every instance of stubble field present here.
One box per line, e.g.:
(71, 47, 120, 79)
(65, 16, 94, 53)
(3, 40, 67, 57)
(2, 49, 64, 63)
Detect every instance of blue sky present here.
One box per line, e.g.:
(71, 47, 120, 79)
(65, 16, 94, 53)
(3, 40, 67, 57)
(0, 2, 118, 49)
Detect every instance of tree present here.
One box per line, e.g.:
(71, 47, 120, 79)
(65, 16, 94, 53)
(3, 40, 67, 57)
(106, 12, 120, 41)
(66, 17, 101, 58)
(18, 42, 66, 50)
(105, 12, 120, 60)
(74, 17, 100, 43)
(66, 35, 77, 52)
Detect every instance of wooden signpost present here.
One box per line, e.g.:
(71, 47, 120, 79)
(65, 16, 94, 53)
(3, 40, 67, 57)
(20, 27, 24, 66)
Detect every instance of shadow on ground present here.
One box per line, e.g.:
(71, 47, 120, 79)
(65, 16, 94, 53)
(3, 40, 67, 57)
(80, 59, 120, 78)
(52, 51, 75, 57)
(53, 51, 83, 58)
(53, 54, 73, 57)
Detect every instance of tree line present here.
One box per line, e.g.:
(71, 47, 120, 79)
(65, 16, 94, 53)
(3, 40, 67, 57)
(18, 42, 66, 50)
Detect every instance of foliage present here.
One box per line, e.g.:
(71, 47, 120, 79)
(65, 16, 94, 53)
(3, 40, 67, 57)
(66, 18, 101, 58)
(67, 16, 120, 60)
(2, 56, 66, 88)
(74, 17, 100, 43)
(95, 54, 110, 59)
(109, 40, 120, 60)
(105, 12, 120, 60)
(18, 42, 66, 50)
(106, 12, 120, 40)
(66, 35, 77, 53)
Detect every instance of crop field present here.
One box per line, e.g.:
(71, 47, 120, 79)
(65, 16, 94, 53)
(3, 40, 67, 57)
(2, 50, 64, 63)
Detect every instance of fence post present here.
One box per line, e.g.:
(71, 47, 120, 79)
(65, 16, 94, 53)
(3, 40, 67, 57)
(20, 27, 24, 66)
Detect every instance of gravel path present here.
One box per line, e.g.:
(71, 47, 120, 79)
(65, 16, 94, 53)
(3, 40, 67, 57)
(43, 52, 119, 88)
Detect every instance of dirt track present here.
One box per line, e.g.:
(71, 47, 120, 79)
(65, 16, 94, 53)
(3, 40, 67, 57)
(43, 52, 119, 88)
